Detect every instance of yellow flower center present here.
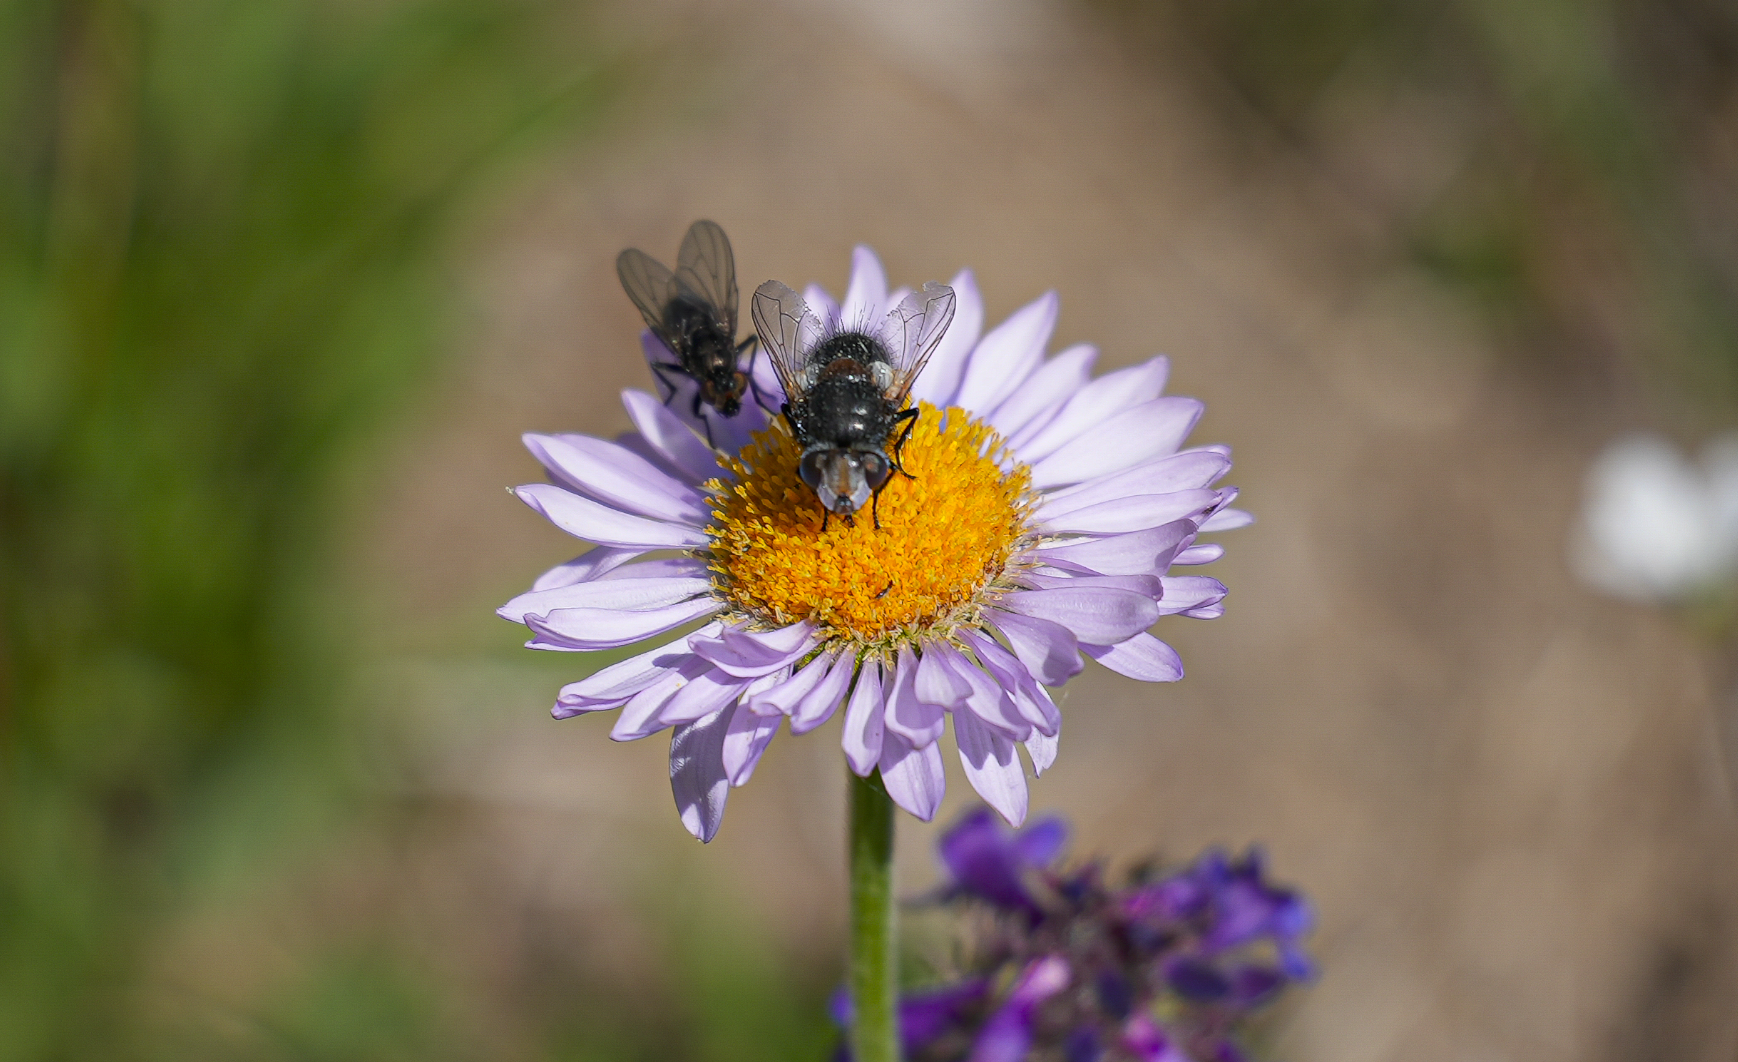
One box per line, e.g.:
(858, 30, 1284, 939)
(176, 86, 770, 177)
(705, 403, 1034, 648)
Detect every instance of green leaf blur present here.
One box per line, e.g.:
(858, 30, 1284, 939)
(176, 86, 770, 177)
(0, 0, 620, 1057)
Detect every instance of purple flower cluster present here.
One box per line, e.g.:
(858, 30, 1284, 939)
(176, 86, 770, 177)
(838, 809, 1314, 1062)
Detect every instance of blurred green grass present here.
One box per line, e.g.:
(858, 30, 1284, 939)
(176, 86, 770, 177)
(0, 1, 681, 1058)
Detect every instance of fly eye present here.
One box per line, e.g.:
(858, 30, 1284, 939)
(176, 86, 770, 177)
(861, 452, 890, 489)
(799, 450, 828, 492)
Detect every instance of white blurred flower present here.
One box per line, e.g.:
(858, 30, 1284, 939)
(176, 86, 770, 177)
(1573, 433, 1738, 602)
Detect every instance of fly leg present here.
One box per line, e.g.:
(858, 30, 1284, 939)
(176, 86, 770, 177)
(649, 362, 715, 446)
(819, 507, 852, 533)
(888, 408, 920, 480)
(690, 388, 717, 448)
(737, 335, 776, 413)
(650, 361, 686, 405)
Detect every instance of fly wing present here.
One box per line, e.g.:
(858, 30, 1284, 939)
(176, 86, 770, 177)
(674, 220, 739, 336)
(616, 248, 680, 339)
(750, 280, 823, 405)
(883, 281, 957, 408)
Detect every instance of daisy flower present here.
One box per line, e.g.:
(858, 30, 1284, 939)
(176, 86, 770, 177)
(500, 247, 1247, 841)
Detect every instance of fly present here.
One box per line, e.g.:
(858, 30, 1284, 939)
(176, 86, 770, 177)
(751, 277, 956, 530)
(616, 220, 758, 446)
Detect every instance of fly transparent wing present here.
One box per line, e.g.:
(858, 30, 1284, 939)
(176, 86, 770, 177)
(616, 248, 680, 339)
(750, 280, 823, 404)
(674, 219, 739, 336)
(883, 281, 956, 407)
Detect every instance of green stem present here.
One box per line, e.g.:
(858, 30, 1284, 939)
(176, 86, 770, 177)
(849, 768, 899, 1062)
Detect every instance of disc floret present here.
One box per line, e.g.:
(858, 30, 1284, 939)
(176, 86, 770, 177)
(705, 402, 1036, 653)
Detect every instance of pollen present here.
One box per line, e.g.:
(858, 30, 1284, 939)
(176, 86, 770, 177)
(705, 403, 1034, 648)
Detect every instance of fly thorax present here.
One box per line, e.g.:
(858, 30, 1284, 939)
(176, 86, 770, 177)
(812, 331, 890, 367)
(805, 373, 886, 444)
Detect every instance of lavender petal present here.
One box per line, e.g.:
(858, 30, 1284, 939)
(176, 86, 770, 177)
(1172, 542, 1224, 565)
(954, 712, 1029, 827)
(985, 343, 1096, 439)
(878, 729, 946, 821)
(1083, 633, 1183, 682)
(841, 245, 888, 328)
(750, 337, 786, 405)
(526, 595, 722, 649)
(911, 267, 984, 406)
(745, 647, 837, 717)
(842, 659, 886, 776)
(529, 546, 642, 593)
(1156, 576, 1228, 616)
(655, 665, 750, 726)
(1010, 355, 1171, 459)
(885, 646, 946, 747)
(498, 574, 711, 624)
(1038, 489, 1220, 536)
(789, 649, 856, 734)
(1027, 397, 1204, 489)
(1025, 727, 1059, 775)
(620, 389, 720, 484)
(802, 282, 840, 330)
(640, 332, 707, 440)
(704, 400, 761, 456)
(722, 690, 782, 786)
(1037, 450, 1229, 513)
(608, 558, 713, 583)
(670, 704, 734, 842)
(611, 655, 710, 740)
(512, 483, 707, 550)
(1201, 506, 1254, 531)
(1016, 573, 1165, 598)
(984, 609, 1082, 685)
(553, 628, 709, 715)
(960, 629, 1061, 735)
(1037, 522, 1193, 577)
(954, 291, 1058, 414)
(934, 642, 1030, 739)
(690, 621, 817, 678)
(524, 432, 708, 523)
(915, 644, 972, 711)
(998, 587, 1161, 645)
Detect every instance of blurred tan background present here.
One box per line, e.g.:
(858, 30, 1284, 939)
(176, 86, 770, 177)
(6, 0, 1738, 1059)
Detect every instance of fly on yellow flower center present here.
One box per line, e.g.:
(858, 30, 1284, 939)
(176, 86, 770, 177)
(706, 403, 1033, 646)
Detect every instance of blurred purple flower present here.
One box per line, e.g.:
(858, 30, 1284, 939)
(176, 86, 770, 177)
(830, 980, 990, 1062)
(1129, 847, 1316, 982)
(969, 956, 1071, 1062)
(847, 808, 1315, 1062)
(938, 806, 1068, 915)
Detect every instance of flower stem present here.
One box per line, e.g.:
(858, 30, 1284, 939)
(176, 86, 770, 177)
(849, 768, 899, 1062)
